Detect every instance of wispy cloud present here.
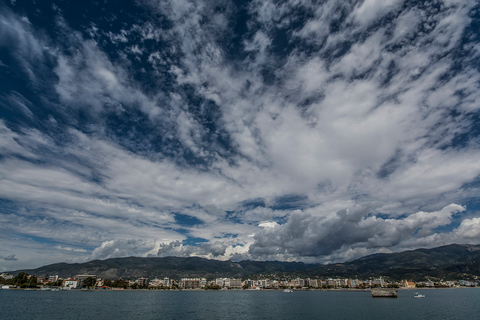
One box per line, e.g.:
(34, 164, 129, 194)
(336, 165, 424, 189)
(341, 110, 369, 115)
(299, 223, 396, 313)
(1, 0, 480, 269)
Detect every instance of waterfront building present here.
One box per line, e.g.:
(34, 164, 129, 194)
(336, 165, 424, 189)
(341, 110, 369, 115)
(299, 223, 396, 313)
(243, 279, 255, 288)
(149, 278, 162, 287)
(425, 281, 435, 287)
(372, 278, 385, 287)
(227, 278, 242, 289)
(293, 278, 305, 288)
(459, 280, 474, 286)
(272, 280, 279, 289)
(180, 278, 202, 289)
(258, 279, 271, 288)
(136, 277, 148, 287)
(348, 279, 360, 288)
(48, 275, 59, 282)
(401, 280, 416, 288)
(216, 278, 225, 287)
(0, 273, 13, 280)
(307, 279, 318, 288)
(339, 279, 349, 287)
(63, 279, 79, 289)
(165, 277, 174, 287)
(327, 278, 340, 287)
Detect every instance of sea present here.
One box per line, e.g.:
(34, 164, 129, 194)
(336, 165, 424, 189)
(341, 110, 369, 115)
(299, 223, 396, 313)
(1, 288, 479, 319)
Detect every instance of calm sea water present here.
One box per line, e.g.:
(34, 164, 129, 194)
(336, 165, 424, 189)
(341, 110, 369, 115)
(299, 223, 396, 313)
(1, 288, 479, 319)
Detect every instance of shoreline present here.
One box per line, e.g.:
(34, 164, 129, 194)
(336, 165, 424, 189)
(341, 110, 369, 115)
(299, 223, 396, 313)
(2, 286, 478, 292)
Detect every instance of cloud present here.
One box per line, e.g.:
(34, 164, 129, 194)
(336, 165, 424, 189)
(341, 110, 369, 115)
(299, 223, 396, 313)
(350, 0, 404, 28)
(87, 238, 250, 262)
(249, 204, 467, 262)
(1, 254, 18, 261)
(154, 240, 228, 258)
(90, 239, 157, 260)
(1, 0, 480, 269)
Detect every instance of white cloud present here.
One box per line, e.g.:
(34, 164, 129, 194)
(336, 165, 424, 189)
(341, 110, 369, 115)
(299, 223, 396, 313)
(258, 221, 278, 229)
(249, 204, 466, 263)
(1, 0, 480, 269)
(350, 0, 404, 28)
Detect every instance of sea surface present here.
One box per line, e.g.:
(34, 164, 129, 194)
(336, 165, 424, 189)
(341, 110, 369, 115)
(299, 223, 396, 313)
(1, 288, 479, 319)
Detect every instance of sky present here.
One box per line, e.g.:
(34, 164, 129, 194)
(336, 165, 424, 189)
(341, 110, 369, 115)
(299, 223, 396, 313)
(1, 0, 480, 271)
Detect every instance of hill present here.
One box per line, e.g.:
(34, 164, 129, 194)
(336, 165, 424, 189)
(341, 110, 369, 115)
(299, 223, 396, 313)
(9, 244, 480, 280)
(307, 244, 480, 280)
(10, 257, 314, 280)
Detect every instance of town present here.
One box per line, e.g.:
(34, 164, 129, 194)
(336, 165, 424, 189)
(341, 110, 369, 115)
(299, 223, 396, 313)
(1, 272, 478, 290)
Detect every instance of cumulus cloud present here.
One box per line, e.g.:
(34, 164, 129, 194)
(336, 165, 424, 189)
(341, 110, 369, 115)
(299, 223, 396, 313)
(1, 0, 480, 268)
(90, 239, 157, 260)
(87, 238, 250, 262)
(249, 204, 467, 263)
(154, 240, 228, 258)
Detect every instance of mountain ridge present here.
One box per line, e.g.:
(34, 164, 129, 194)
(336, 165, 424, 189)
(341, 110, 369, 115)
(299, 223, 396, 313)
(8, 244, 480, 281)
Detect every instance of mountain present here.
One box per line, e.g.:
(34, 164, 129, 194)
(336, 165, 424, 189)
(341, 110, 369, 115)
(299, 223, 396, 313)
(9, 244, 480, 280)
(308, 244, 480, 280)
(9, 256, 315, 280)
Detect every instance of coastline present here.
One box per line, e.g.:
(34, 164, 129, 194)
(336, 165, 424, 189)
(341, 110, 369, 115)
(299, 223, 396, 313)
(3, 286, 477, 292)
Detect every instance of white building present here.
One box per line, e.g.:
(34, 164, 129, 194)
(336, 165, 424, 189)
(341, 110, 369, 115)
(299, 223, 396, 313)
(149, 278, 162, 287)
(136, 278, 148, 287)
(372, 278, 385, 287)
(307, 279, 318, 288)
(227, 278, 242, 289)
(348, 279, 360, 288)
(216, 278, 226, 287)
(180, 278, 202, 289)
(327, 279, 340, 287)
(293, 278, 305, 288)
(64, 280, 79, 289)
(0, 273, 13, 280)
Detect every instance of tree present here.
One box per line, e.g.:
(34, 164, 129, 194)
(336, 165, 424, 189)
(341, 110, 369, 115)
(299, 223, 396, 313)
(82, 277, 96, 288)
(204, 284, 221, 290)
(104, 279, 112, 287)
(111, 279, 128, 288)
(28, 276, 37, 288)
(14, 272, 29, 286)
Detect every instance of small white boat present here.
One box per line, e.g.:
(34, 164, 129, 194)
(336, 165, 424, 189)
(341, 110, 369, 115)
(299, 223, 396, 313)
(413, 292, 425, 298)
(283, 288, 293, 293)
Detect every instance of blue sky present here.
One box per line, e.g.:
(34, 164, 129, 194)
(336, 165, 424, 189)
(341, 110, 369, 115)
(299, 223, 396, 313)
(1, 0, 480, 271)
